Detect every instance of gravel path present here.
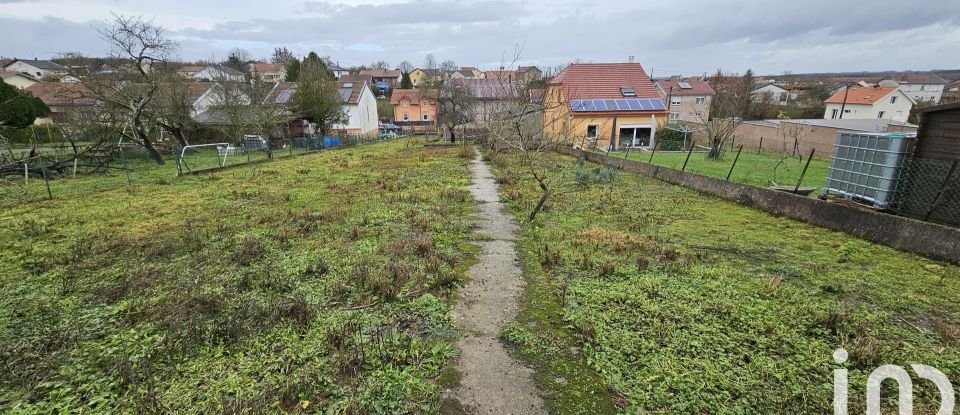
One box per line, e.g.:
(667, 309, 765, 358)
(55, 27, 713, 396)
(446, 150, 546, 414)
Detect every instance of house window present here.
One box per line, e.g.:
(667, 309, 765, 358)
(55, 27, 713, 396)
(844, 109, 851, 113)
(586, 125, 598, 139)
(403, 112, 409, 121)
(779, 92, 788, 102)
(671, 96, 681, 106)
(423, 113, 430, 121)
(890, 96, 897, 104)
(670, 112, 680, 121)
(831, 109, 839, 119)
(695, 111, 702, 118)
(695, 97, 705, 105)
(402, 100, 408, 107)
(878, 111, 886, 119)
(421, 100, 428, 107)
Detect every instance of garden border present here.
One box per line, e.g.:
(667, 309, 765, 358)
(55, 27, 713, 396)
(558, 146, 960, 264)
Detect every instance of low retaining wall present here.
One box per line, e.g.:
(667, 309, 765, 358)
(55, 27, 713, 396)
(558, 147, 960, 264)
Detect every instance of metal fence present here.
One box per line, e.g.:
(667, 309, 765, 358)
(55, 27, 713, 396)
(0, 133, 402, 206)
(890, 157, 960, 227)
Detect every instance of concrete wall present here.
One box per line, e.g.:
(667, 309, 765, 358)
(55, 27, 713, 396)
(689, 120, 918, 158)
(557, 146, 960, 264)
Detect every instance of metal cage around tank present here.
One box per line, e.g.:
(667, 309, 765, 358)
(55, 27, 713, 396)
(823, 131, 916, 209)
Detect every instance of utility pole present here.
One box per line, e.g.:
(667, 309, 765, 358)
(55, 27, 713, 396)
(838, 84, 851, 119)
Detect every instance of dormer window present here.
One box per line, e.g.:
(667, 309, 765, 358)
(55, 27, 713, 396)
(620, 87, 636, 97)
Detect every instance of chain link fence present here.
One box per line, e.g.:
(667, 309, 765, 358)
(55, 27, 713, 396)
(890, 157, 960, 227)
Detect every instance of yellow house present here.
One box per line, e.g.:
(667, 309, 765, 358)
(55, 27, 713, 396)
(409, 68, 442, 87)
(544, 62, 668, 150)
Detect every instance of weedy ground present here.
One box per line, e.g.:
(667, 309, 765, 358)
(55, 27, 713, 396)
(596, 148, 831, 195)
(0, 139, 479, 414)
(488, 150, 960, 414)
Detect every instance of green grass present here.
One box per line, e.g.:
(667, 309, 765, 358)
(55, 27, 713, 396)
(487, 150, 960, 414)
(0, 139, 479, 413)
(596, 148, 831, 195)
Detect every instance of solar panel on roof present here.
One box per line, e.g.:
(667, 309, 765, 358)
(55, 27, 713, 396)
(275, 90, 293, 104)
(678, 82, 692, 89)
(569, 98, 667, 112)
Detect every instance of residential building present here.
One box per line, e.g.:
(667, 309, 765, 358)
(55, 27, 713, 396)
(450, 70, 479, 80)
(942, 79, 960, 105)
(328, 63, 349, 79)
(459, 67, 484, 79)
(391, 89, 437, 124)
(4, 59, 68, 79)
(655, 77, 715, 122)
(339, 74, 374, 84)
(878, 73, 948, 104)
(452, 78, 519, 125)
(543, 61, 668, 149)
(193, 65, 246, 82)
(823, 86, 915, 123)
(245, 62, 286, 82)
(0, 71, 40, 89)
(24, 82, 97, 123)
(484, 66, 541, 84)
(186, 82, 221, 117)
(359, 69, 402, 91)
(752, 82, 797, 105)
(409, 68, 442, 87)
(334, 80, 379, 136)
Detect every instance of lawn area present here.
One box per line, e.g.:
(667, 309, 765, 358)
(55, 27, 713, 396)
(595, 148, 831, 195)
(0, 139, 478, 413)
(488, 150, 960, 413)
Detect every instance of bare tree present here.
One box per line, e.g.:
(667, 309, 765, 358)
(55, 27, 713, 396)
(437, 80, 475, 143)
(68, 15, 177, 164)
(148, 66, 196, 147)
(271, 47, 296, 64)
(370, 61, 389, 70)
(440, 60, 458, 73)
(423, 54, 437, 71)
(209, 73, 290, 143)
(771, 118, 811, 185)
(398, 60, 414, 74)
(697, 69, 753, 160)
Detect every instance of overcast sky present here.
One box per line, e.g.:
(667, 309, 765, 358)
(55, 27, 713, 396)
(2, 0, 959, 75)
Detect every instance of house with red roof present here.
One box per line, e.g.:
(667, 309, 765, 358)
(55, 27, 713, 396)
(391, 89, 437, 124)
(655, 77, 715, 123)
(544, 61, 668, 150)
(823, 86, 915, 123)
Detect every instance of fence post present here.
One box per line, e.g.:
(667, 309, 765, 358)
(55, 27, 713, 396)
(38, 158, 52, 200)
(647, 140, 659, 164)
(923, 159, 959, 221)
(119, 145, 133, 185)
(24, 162, 29, 185)
(681, 140, 696, 171)
(726, 145, 744, 181)
(758, 137, 763, 154)
(794, 148, 816, 194)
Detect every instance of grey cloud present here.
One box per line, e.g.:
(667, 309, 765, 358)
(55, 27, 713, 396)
(1, 0, 959, 74)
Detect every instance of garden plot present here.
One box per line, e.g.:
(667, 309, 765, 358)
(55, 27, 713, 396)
(488, 150, 960, 414)
(0, 140, 478, 413)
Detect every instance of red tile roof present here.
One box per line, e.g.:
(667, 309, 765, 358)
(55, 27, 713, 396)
(186, 82, 216, 104)
(25, 82, 96, 106)
(655, 78, 715, 96)
(551, 63, 660, 100)
(247, 62, 284, 74)
(359, 69, 401, 79)
(390, 88, 436, 105)
(825, 86, 898, 105)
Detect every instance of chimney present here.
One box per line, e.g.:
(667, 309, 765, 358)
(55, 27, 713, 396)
(628, 56, 635, 63)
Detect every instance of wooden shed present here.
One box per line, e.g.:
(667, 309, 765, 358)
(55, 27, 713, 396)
(890, 102, 960, 227)
(914, 102, 960, 160)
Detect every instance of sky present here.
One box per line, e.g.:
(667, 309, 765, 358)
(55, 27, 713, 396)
(1, 0, 959, 76)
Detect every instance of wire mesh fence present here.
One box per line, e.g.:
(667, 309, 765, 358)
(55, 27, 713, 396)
(0, 133, 404, 207)
(890, 157, 960, 227)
